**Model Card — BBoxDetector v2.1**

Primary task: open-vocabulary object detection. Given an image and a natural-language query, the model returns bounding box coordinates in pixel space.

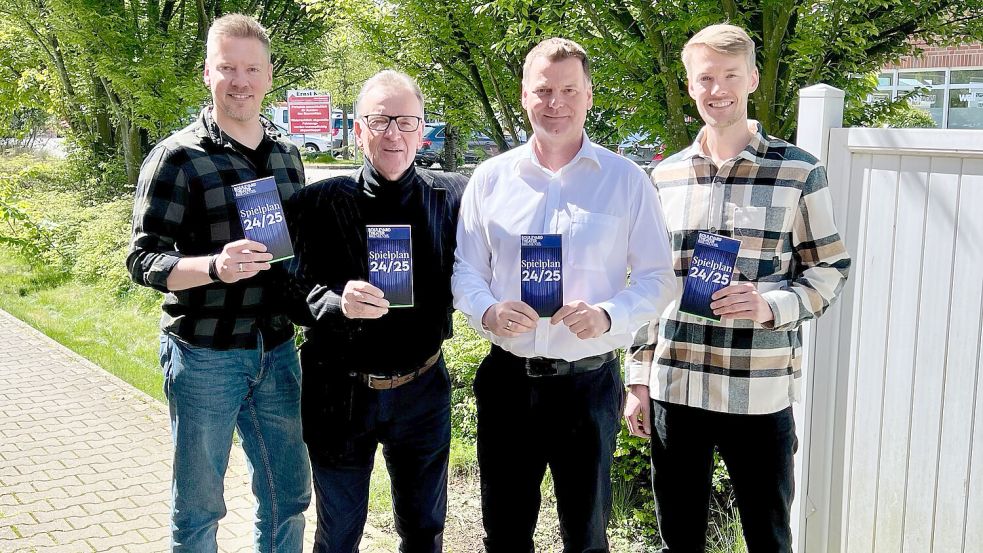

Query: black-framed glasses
[362,114,423,132]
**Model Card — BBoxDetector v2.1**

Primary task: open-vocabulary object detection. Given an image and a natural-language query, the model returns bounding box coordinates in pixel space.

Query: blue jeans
[159,333,312,553]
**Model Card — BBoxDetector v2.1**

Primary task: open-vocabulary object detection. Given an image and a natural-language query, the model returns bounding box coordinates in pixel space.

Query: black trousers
[474,346,624,553]
[308,358,451,553]
[649,400,797,553]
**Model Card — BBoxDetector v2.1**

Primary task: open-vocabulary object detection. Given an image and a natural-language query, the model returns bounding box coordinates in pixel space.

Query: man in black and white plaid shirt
[623,24,851,552]
[126,14,310,552]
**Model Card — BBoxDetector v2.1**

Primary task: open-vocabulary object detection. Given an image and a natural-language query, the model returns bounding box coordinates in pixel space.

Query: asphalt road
[305,165,357,183]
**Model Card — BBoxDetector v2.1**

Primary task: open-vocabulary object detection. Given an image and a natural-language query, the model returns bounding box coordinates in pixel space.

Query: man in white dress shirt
[452,37,677,552]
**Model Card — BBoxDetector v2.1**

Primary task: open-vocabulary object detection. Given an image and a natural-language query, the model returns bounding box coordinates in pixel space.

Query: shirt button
[710,227,717,233]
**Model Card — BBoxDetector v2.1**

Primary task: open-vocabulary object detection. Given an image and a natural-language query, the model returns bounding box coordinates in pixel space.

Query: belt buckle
[525,358,557,377]
[362,373,394,390]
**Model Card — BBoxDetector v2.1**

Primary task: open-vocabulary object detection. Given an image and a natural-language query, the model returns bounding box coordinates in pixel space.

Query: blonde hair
[523,37,592,86]
[355,70,425,115]
[207,14,271,62]
[682,24,756,75]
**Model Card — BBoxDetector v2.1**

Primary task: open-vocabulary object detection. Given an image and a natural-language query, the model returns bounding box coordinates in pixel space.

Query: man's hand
[481,301,539,337]
[341,281,390,319]
[623,384,651,438]
[214,239,274,283]
[550,300,611,339]
[710,283,775,323]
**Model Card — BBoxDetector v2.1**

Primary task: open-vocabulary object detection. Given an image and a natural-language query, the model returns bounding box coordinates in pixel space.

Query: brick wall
[885,43,983,69]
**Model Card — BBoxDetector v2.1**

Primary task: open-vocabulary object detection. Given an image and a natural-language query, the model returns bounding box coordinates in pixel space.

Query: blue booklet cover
[367,225,413,308]
[520,234,563,317]
[231,176,294,262]
[679,231,741,321]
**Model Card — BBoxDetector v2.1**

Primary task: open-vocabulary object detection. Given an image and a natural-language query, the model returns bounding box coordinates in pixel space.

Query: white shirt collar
[512,130,600,174]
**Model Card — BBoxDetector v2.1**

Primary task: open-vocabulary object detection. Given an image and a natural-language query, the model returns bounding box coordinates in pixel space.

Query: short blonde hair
[523,37,592,86]
[682,24,755,75]
[207,14,271,62]
[355,70,425,116]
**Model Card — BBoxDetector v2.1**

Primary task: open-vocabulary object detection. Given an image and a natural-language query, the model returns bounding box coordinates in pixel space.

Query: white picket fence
[794,85,983,553]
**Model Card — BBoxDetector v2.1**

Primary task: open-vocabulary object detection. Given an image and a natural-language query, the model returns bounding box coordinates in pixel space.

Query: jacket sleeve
[761,165,852,330]
[125,145,186,293]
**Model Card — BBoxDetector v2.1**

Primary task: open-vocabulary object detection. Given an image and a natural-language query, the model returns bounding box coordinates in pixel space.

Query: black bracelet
[207,255,222,283]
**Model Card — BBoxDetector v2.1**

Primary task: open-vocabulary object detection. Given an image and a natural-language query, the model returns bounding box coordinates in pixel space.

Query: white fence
[795,85,983,553]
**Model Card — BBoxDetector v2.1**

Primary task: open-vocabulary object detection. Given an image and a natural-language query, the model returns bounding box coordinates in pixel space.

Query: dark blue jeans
[649,401,797,553]
[473,346,624,553]
[308,358,451,553]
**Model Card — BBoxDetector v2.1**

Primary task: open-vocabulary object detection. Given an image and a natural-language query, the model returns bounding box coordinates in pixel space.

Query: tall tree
[321,0,983,154]
[0,0,328,186]
[309,28,382,157]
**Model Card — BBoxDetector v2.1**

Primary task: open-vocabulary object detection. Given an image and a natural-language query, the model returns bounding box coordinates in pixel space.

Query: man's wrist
[207,255,222,283]
[600,307,611,334]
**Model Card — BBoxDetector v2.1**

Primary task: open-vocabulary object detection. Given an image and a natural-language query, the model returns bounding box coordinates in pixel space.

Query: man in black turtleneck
[285,70,467,553]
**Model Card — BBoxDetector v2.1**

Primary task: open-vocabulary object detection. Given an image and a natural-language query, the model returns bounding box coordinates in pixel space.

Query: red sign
[287,90,331,134]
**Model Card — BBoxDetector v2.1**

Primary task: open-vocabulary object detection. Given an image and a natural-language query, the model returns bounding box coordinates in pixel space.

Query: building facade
[876,43,983,129]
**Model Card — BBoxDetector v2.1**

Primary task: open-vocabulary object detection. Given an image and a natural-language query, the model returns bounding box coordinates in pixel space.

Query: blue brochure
[231,176,294,262]
[679,231,741,321]
[367,225,414,308]
[520,234,563,317]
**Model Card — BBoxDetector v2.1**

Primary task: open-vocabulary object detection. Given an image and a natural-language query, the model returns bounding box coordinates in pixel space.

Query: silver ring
[238,262,244,273]
[505,320,513,331]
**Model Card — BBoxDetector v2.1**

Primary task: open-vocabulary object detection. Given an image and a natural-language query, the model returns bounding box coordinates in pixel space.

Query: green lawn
[0,250,164,400]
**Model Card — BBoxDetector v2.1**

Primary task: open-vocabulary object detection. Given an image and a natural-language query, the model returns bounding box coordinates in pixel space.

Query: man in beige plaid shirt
[623,23,851,553]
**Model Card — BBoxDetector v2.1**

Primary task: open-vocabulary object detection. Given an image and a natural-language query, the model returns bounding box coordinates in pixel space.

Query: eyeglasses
[362,114,423,132]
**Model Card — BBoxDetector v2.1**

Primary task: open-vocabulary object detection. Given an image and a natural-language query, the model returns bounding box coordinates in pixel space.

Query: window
[898,88,944,127]
[897,70,945,87]
[951,69,983,85]
[874,67,983,128]
[947,85,983,129]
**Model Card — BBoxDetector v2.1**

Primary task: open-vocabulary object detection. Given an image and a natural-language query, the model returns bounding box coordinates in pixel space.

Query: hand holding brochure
[678,231,740,321]
[520,234,563,317]
[367,225,414,308]
[231,176,294,262]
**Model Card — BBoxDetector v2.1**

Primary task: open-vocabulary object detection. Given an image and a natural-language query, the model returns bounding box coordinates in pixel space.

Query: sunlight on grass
[0,249,163,400]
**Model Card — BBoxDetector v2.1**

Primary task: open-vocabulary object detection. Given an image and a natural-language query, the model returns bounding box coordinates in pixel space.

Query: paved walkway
[0,309,337,552]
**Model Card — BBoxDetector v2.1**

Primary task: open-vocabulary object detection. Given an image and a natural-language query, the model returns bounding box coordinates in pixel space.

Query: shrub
[443,312,488,443]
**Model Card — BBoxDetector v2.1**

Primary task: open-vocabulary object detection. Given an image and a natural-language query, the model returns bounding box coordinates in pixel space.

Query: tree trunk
[120,120,142,187]
[443,123,459,172]
[341,104,351,159]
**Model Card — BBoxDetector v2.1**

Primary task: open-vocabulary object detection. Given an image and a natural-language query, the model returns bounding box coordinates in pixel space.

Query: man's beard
[221,102,256,122]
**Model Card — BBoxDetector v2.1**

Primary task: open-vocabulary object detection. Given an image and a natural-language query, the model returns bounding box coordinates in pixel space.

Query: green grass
[0,245,466,527]
[0,249,164,400]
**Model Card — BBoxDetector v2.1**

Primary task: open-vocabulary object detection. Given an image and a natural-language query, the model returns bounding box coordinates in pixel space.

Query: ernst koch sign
[287,90,331,134]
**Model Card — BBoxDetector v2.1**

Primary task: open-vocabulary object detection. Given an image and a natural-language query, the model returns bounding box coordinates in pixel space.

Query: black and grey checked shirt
[127,107,305,350]
[627,122,851,414]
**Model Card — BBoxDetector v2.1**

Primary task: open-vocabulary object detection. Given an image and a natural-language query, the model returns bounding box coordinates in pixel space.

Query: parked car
[273,123,333,153]
[415,123,513,168]
[330,114,355,148]
[618,133,665,172]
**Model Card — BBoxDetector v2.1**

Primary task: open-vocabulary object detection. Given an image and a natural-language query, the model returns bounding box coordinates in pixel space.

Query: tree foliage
[313,0,983,154]
[0,0,328,189]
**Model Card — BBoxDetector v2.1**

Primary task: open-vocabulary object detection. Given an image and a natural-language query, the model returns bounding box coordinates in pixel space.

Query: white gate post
[797,84,845,162]
[793,84,845,553]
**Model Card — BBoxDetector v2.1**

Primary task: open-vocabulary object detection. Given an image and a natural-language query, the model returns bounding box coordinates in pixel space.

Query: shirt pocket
[728,205,790,281]
[568,211,621,272]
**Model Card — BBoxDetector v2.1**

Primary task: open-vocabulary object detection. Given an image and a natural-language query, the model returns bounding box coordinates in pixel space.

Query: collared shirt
[627,121,851,414]
[127,107,305,350]
[285,163,467,373]
[452,131,677,362]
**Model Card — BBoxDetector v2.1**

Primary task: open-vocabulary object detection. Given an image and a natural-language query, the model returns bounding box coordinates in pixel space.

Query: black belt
[349,350,441,390]
[523,351,617,377]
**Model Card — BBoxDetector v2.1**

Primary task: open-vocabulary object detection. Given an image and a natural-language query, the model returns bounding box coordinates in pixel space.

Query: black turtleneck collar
[362,158,418,205]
